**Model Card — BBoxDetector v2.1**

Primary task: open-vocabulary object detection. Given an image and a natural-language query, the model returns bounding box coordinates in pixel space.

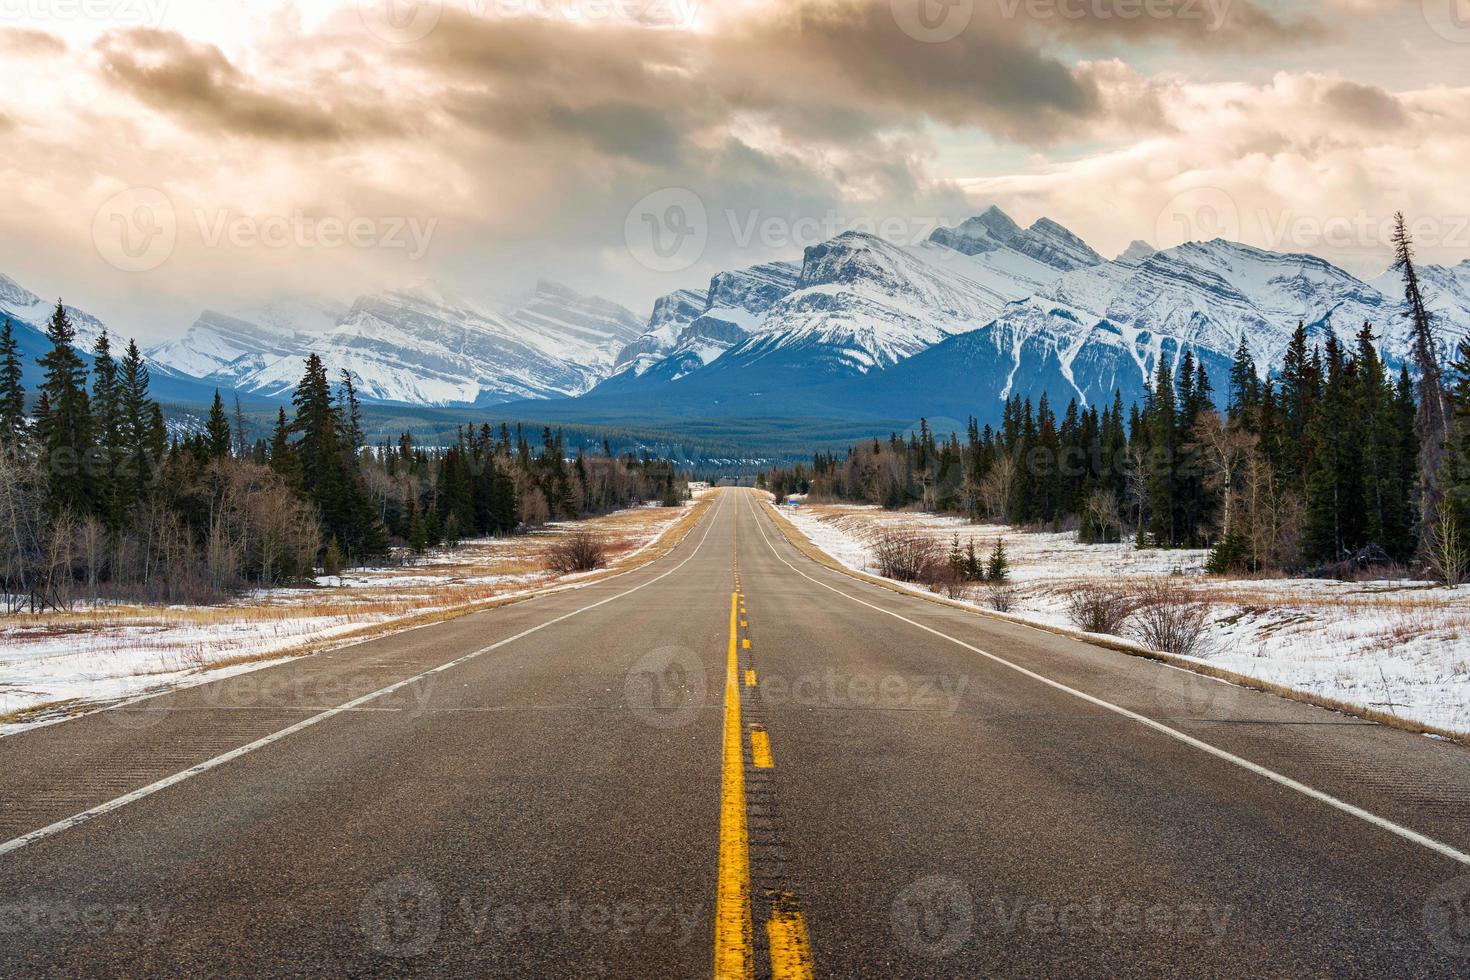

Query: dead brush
[1063,583,1136,635]
[545,531,609,574]
[1129,579,1214,657]
[868,528,942,582]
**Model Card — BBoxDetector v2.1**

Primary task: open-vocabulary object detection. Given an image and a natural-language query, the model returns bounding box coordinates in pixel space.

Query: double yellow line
[714,582,814,979]
[715,590,752,978]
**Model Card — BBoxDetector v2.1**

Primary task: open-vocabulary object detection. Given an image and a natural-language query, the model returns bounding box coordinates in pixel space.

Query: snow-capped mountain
[0,273,110,351]
[147,298,345,387]
[603,261,802,390]
[509,209,1470,434]
[151,280,644,407]
[1371,259,1470,363]
[604,210,1084,393]
[843,238,1470,428]
[930,206,1105,273]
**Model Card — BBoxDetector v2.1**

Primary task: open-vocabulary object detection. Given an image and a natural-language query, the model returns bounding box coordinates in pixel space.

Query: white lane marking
[0,493,730,859]
[742,492,1470,869]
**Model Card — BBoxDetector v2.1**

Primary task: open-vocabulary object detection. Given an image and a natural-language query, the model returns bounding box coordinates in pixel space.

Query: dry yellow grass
[1,497,714,713]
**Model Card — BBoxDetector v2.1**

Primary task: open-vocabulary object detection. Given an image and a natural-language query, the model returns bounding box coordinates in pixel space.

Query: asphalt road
[2,488,1469,978]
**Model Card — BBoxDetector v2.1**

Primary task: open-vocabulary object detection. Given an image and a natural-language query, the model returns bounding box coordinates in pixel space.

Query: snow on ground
[0,498,704,734]
[775,501,1470,738]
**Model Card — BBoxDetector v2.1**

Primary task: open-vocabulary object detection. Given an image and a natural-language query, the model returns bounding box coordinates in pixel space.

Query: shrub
[983,582,1020,613]
[546,531,608,574]
[1130,579,1212,656]
[870,529,942,582]
[1064,584,1135,635]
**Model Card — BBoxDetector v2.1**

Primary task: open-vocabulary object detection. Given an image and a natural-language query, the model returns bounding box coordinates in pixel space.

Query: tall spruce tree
[205,390,232,459]
[1146,357,1180,546]
[1392,213,1450,536]
[1444,339,1470,540]
[288,355,386,561]
[35,301,93,515]
[89,330,124,525]
[0,317,25,448]
[117,339,157,500]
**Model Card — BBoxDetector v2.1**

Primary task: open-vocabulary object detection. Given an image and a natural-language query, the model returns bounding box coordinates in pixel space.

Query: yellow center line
[715,589,753,979]
[745,669,757,687]
[767,901,816,980]
[750,727,774,769]
[742,638,751,650]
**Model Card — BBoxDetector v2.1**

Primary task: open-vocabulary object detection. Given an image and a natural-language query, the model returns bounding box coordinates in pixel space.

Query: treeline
[766,322,1470,582]
[0,304,685,610]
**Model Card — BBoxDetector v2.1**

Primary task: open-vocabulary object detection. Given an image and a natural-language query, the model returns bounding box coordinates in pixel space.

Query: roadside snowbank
[775,502,1470,737]
[0,498,702,733]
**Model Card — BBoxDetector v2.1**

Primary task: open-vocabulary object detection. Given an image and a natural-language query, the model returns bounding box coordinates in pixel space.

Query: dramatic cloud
[96,28,404,143]
[0,0,1464,340]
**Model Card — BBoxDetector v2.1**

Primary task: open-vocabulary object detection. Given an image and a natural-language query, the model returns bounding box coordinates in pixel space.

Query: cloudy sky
[3,0,1469,341]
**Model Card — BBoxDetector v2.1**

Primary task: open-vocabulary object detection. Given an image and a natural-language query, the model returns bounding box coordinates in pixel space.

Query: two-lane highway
[2,488,1468,976]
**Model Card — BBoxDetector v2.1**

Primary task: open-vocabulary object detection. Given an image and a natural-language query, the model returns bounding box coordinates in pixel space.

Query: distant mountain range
[5,206,1470,440]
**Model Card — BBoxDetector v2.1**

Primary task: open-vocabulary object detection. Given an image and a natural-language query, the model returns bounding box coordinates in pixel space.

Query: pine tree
[985,539,1010,582]
[339,370,363,451]
[1392,213,1450,536]
[0,317,25,448]
[87,330,125,525]
[1227,335,1260,423]
[1444,339,1470,540]
[116,339,155,500]
[205,390,232,459]
[35,301,93,514]
[1146,357,1179,546]
[289,355,387,561]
